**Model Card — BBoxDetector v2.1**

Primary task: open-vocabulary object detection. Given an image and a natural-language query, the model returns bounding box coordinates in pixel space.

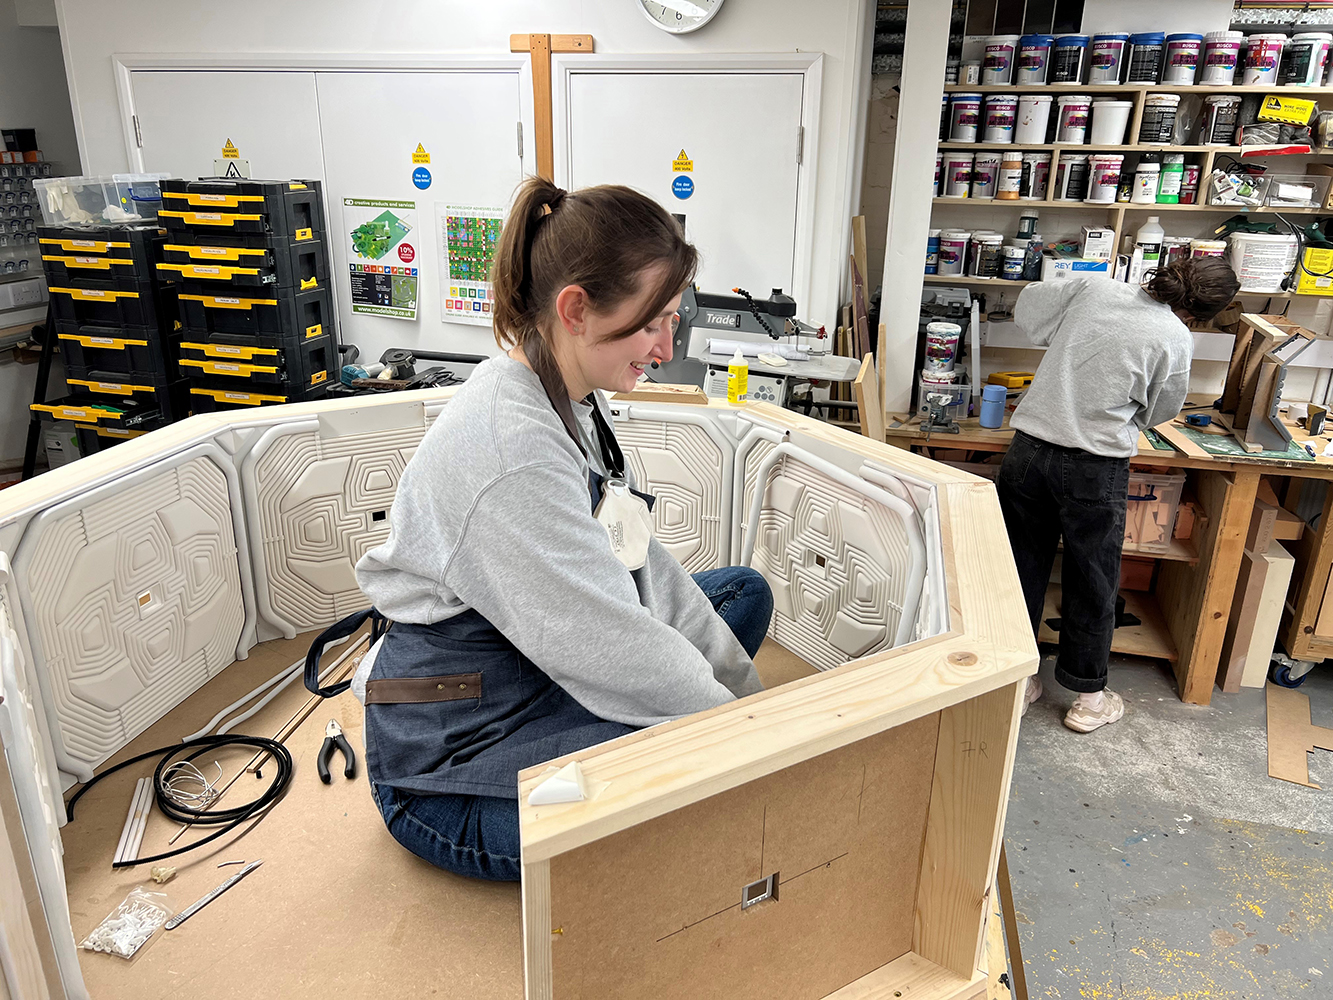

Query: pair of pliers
[317,719,356,784]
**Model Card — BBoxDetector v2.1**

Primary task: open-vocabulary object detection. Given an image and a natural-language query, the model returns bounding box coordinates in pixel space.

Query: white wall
[55,0,872,338]
[1080,0,1235,34]
[0,0,81,468]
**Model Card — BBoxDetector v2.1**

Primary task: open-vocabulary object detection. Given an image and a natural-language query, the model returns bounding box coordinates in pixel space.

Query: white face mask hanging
[594,477,654,570]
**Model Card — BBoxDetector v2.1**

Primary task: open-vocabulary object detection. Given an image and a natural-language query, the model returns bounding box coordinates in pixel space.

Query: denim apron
[358,383,655,800]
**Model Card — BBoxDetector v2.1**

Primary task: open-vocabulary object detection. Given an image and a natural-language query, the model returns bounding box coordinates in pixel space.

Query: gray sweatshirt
[353,355,763,728]
[1008,277,1194,458]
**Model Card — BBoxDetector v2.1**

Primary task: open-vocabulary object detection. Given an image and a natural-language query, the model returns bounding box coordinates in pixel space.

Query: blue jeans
[372,565,773,881]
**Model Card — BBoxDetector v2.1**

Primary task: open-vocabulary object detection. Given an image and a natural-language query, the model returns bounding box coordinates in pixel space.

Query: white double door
[127,63,808,360]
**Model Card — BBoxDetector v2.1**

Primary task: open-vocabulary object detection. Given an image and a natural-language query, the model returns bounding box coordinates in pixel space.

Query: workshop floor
[1007,654,1333,999]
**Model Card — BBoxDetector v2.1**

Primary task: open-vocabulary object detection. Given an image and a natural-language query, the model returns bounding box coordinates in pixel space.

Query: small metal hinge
[132,115,143,148]
[796,126,804,164]
[517,122,524,160]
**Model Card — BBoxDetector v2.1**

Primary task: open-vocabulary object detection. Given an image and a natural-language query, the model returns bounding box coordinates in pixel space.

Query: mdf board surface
[1218,547,1268,693]
[564,71,804,299]
[314,70,526,362]
[1241,543,1294,688]
[61,631,524,1000]
[546,715,940,1000]
[130,71,326,182]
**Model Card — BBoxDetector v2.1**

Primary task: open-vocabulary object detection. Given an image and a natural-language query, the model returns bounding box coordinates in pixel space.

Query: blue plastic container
[979,383,1007,429]
[1017,34,1056,84]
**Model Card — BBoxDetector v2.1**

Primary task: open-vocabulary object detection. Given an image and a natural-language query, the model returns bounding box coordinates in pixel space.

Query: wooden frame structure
[517,404,1037,999]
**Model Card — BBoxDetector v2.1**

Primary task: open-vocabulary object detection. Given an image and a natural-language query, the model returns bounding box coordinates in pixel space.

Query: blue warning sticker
[413,166,432,190]
[672,175,694,200]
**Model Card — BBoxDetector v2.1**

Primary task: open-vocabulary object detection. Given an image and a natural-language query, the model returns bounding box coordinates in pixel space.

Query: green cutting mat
[1175,423,1314,462]
[1143,427,1174,451]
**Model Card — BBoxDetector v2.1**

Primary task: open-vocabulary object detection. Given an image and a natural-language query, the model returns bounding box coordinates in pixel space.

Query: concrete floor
[1006,654,1333,999]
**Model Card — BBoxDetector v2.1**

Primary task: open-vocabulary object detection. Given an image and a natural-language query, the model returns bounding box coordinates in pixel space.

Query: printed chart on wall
[437,203,504,325]
[344,197,419,320]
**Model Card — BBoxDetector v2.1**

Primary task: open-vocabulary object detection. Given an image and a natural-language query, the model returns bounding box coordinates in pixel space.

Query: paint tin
[982,35,1021,85]
[1127,32,1166,83]
[1002,244,1026,280]
[939,94,950,140]
[1085,154,1124,204]
[984,94,1019,143]
[1202,95,1241,145]
[1163,33,1203,84]
[1014,94,1054,144]
[942,151,974,198]
[1052,153,1090,201]
[1089,100,1133,144]
[1016,34,1055,85]
[1201,30,1244,85]
[961,60,982,85]
[1180,163,1201,204]
[1243,33,1288,86]
[1052,34,1089,83]
[1056,95,1092,143]
[924,322,963,370]
[968,233,1004,278]
[925,228,941,274]
[996,152,1024,200]
[1189,238,1227,259]
[1138,93,1180,145]
[970,153,1002,199]
[948,93,983,142]
[934,152,943,195]
[1020,152,1052,201]
[1163,236,1192,266]
[1089,32,1130,84]
[1282,32,1331,86]
[937,231,970,275]
[1228,231,1299,292]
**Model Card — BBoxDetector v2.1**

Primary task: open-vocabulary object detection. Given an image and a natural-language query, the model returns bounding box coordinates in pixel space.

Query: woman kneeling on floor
[349,177,771,881]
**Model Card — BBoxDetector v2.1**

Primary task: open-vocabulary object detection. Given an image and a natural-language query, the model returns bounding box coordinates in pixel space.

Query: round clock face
[636,0,723,34]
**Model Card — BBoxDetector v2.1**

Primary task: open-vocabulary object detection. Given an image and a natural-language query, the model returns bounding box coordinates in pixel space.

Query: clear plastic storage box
[33,173,171,226]
[1123,469,1186,554]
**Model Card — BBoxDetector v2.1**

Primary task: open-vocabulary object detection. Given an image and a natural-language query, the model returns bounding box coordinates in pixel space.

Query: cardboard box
[1040,256,1111,281]
[1081,227,1115,261]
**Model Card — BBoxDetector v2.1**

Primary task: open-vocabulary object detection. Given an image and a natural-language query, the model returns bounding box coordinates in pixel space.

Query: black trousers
[997,430,1130,693]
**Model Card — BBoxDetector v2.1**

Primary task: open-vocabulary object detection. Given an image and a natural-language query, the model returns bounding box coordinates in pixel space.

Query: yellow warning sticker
[412,143,431,164]
[672,149,693,173]
[222,138,240,159]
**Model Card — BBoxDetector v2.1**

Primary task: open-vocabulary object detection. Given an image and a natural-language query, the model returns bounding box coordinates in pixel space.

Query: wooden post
[509,33,594,180]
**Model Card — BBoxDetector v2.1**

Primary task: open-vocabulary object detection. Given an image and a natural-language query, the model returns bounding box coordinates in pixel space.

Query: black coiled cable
[65,734,294,869]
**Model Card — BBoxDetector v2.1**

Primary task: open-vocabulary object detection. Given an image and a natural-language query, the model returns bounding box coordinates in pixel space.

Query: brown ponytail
[490,177,698,416]
[1145,257,1241,322]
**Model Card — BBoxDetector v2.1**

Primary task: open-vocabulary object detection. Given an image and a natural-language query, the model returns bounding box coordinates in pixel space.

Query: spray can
[1022,233,1044,281]
[727,349,748,404]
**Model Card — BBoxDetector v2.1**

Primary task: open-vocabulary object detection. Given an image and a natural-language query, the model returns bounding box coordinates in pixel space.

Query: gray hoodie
[353,355,763,728]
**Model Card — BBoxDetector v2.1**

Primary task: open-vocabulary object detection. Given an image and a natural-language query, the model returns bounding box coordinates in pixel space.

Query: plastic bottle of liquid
[727,349,749,404]
[1127,216,1165,285]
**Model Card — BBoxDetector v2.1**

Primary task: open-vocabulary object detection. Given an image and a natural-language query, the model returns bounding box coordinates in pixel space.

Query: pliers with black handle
[318,719,356,783]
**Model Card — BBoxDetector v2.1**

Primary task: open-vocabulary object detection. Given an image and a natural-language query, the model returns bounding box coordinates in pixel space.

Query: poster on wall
[344,197,419,321]
[437,203,504,325]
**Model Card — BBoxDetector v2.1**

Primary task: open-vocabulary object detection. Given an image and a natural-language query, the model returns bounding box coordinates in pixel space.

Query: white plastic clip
[527,761,588,806]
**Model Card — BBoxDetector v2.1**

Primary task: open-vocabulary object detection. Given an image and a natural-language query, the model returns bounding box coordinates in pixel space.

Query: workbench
[884,405,1333,706]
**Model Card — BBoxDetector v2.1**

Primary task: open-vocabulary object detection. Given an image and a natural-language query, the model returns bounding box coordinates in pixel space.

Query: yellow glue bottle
[727,349,748,404]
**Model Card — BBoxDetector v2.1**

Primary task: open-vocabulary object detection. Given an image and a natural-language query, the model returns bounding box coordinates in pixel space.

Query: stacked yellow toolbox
[33,222,186,454]
[155,178,337,413]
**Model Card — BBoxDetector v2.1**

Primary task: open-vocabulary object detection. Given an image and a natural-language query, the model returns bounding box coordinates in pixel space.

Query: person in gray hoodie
[999,258,1238,733]
[352,177,770,881]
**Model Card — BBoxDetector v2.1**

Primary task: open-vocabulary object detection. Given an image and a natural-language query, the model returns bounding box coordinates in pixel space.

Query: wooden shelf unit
[923,274,1030,289]
[933,82,1333,276]
[944,83,1333,96]
[1039,585,1179,662]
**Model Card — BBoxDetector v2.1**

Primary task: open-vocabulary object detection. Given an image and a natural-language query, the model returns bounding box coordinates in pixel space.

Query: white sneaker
[1063,689,1125,733]
[1021,676,1043,717]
